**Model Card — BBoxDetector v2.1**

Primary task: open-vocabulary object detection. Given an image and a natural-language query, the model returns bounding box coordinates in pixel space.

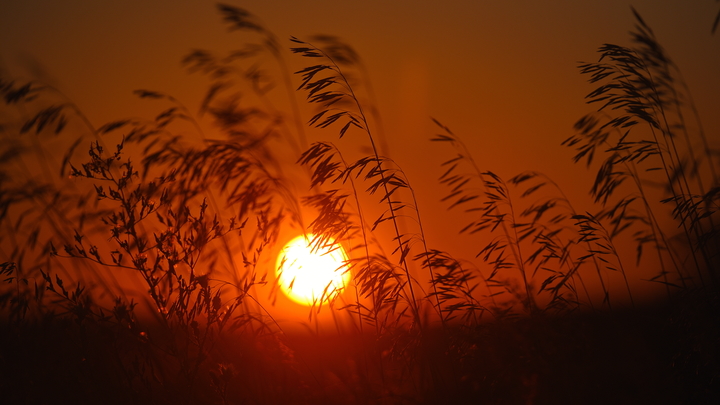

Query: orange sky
[2,0,717,185]
[1,0,719,310]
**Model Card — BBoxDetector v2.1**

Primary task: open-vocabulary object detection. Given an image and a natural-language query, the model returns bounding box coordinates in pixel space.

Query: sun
[275,234,350,306]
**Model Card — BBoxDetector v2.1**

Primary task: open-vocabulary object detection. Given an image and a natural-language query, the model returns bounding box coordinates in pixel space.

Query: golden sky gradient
[1,0,719,308]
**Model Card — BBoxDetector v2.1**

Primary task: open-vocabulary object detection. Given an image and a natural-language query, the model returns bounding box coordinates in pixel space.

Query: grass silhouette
[1,4,718,404]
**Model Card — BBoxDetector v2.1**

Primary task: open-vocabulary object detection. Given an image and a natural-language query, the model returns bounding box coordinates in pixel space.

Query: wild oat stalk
[0,78,130,299]
[573,212,636,307]
[431,120,539,313]
[564,8,719,291]
[298,142,377,331]
[416,249,487,325]
[188,3,309,151]
[290,37,445,330]
[508,172,600,311]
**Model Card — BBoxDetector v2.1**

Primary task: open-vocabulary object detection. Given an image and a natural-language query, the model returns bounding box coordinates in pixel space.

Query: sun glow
[275,234,350,306]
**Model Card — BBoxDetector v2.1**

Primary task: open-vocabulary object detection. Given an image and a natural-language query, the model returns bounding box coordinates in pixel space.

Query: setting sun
[275,234,350,306]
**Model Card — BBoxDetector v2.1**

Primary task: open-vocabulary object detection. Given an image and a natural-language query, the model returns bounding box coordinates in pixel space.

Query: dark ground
[1,289,719,404]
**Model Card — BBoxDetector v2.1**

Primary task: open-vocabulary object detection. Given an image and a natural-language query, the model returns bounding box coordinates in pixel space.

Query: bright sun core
[275,234,350,306]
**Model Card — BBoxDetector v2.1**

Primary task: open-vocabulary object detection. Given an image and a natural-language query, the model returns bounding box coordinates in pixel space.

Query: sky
[2,1,717,182]
[1,0,719,307]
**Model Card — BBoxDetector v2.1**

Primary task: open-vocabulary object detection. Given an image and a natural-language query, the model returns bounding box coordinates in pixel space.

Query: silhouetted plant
[291,36,446,333]
[564,8,719,292]
[431,120,588,314]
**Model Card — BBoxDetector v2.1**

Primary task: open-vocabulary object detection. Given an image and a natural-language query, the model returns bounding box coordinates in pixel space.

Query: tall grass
[1,4,718,404]
[563,7,720,294]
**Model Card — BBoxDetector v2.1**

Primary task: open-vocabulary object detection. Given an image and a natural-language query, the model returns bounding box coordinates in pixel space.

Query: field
[1,4,719,404]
